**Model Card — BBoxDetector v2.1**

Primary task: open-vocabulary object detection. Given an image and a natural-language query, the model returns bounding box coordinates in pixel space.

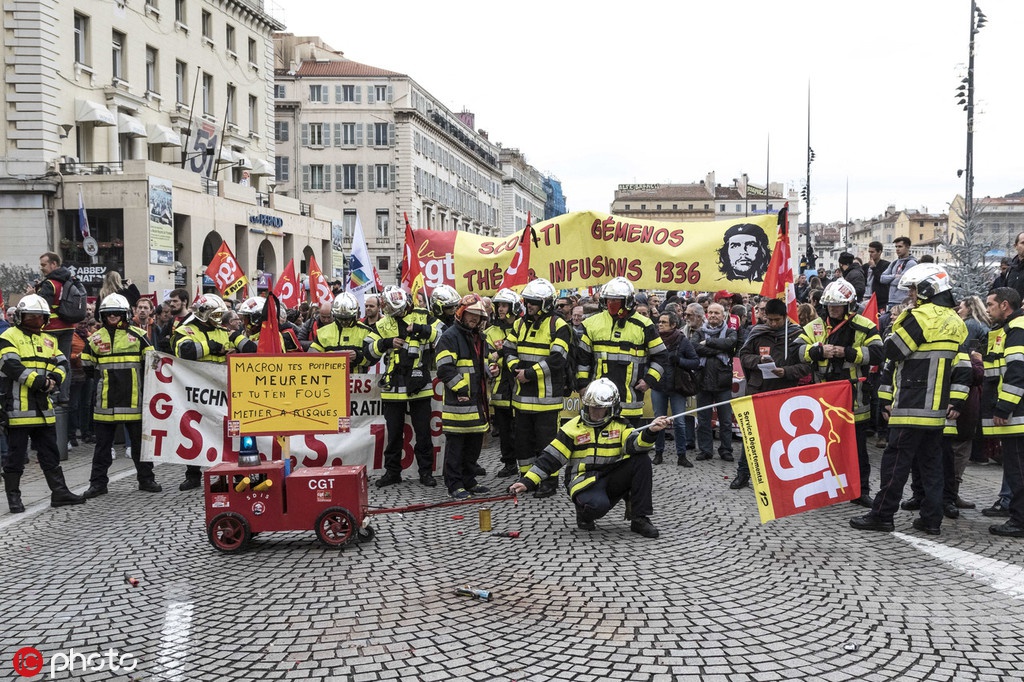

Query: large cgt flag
[256,291,284,355]
[205,240,248,298]
[734,381,860,523]
[759,203,798,322]
[500,211,536,290]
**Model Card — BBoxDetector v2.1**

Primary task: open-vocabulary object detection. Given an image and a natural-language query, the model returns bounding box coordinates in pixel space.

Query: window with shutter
[335,165,343,191]
[355,124,363,146]
[366,123,374,146]
[367,85,375,104]
[357,165,364,191]
[366,164,374,190]
[388,123,395,147]
[334,123,341,146]
[355,86,361,104]
[387,85,393,103]
[335,85,342,104]
[389,165,396,191]
[323,165,331,189]
[302,164,310,190]
[301,123,309,146]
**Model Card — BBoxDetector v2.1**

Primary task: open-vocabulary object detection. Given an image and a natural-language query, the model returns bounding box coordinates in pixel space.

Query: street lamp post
[959,1,987,215]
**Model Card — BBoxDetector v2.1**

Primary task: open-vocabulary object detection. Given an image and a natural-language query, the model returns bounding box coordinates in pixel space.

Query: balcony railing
[59,161,124,176]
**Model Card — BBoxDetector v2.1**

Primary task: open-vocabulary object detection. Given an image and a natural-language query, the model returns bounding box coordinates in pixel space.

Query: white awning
[217,147,237,165]
[147,124,182,147]
[250,158,274,177]
[236,155,253,170]
[118,113,147,138]
[75,99,116,126]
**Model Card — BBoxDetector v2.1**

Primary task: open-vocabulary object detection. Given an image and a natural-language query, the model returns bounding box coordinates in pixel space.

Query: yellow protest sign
[412,210,780,295]
[227,353,351,436]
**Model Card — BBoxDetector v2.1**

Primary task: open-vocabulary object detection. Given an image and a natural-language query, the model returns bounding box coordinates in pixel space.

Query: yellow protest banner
[227,353,351,436]
[412,210,780,295]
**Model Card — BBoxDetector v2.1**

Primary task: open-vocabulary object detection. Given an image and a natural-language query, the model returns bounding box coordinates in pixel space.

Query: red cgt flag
[205,240,248,298]
[500,212,535,290]
[273,258,301,309]
[308,255,333,308]
[861,293,879,327]
[734,381,860,523]
[256,292,284,354]
[759,203,798,322]
[401,213,426,302]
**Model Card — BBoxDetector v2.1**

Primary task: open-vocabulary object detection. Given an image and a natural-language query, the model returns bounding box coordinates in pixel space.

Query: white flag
[348,214,376,315]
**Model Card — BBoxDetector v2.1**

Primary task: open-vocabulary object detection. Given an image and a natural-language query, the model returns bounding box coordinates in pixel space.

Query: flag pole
[634,396,738,432]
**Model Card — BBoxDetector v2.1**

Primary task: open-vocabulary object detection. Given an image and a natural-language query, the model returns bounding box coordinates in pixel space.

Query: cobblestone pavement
[1,438,1022,681]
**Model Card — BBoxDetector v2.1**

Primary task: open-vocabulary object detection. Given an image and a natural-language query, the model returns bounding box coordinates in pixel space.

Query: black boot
[533,478,558,498]
[43,468,86,507]
[652,451,664,465]
[729,471,750,490]
[3,473,25,514]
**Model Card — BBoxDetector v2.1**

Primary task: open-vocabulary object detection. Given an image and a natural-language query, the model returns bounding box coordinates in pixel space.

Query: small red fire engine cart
[204,459,374,552]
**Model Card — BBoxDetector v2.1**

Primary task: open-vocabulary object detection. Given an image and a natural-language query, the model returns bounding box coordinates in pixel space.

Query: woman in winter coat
[650,311,700,467]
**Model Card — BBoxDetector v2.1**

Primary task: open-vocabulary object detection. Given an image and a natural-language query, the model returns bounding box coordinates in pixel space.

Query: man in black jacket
[693,303,739,462]
[838,252,866,301]
[862,241,890,308]
[1002,231,1024,301]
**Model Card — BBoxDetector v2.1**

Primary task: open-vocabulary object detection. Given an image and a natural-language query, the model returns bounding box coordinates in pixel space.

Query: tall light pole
[958,1,986,215]
[801,85,815,269]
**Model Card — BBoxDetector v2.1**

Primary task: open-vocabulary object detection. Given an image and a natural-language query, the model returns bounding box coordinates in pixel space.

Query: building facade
[0,0,326,298]
[273,35,508,283]
[500,148,545,237]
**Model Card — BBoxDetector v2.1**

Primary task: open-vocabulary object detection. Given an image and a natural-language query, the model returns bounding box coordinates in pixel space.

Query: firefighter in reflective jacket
[364,286,439,489]
[81,294,161,498]
[1,294,85,513]
[486,288,521,478]
[798,278,883,506]
[510,378,668,538]
[172,293,248,491]
[577,277,668,422]
[851,264,970,536]
[504,278,572,499]
[436,295,492,499]
[237,296,301,353]
[981,287,1024,537]
[310,292,372,371]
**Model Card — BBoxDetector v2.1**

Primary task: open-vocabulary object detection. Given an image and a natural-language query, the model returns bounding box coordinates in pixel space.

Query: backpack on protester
[55,277,88,323]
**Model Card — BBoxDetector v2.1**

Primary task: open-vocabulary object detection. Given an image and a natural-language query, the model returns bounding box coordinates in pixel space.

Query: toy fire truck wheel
[315,507,356,547]
[357,525,375,543]
[208,512,252,552]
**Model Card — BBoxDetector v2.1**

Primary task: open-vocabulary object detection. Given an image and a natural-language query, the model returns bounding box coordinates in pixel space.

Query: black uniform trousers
[573,453,654,520]
[1000,436,1024,526]
[2,426,60,475]
[382,398,434,477]
[492,406,515,466]
[871,426,944,528]
[90,421,155,487]
[442,432,485,494]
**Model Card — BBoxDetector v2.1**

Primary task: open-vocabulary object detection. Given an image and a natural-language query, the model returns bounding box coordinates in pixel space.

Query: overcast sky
[277,0,1023,224]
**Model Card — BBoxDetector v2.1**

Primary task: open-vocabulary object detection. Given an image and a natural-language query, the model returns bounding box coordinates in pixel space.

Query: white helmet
[521,278,557,314]
[580,378,621,427]
[14,294,49,325]
[600,277,636,307]
[331,291,360,320]
[238,296,266,321]
[898,263,953,300]
[820,278,858,306]
[381,286,409,316]
[492,288,522,318]
[193,293,229,327]
[430,284,461,317]
[98,293,131,317]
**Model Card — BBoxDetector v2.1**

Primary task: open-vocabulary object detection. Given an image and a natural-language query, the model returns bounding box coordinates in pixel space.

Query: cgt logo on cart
[12,646,137,678]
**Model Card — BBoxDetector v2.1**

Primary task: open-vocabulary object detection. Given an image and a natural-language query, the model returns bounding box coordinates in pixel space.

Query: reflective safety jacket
[878,301,970,428]
[520,415,656,498]
[364,308,438,401]
[81,324,150,423]
[484,318,514,409]
[435,322,489,434]
[310,320,373,370]
[577,310,668,418]
[0,326,68,427]
[504,312,572,413]
[980,324,1006,436]
[987,310,1024,436]
[172,323,246,363]
[798,313,883,422]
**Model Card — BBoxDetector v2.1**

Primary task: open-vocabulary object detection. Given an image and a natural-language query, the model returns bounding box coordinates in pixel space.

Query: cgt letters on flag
[734,381,860,523]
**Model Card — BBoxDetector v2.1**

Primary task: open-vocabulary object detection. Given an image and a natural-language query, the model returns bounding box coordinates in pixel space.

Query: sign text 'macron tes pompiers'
[227,353,351,436]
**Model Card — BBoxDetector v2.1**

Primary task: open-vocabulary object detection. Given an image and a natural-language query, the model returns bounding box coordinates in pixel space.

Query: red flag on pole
[733,381,860,523]
[256,292,284,354]
[500,212,535,290]
[273,258,301,309]
[861,293,879,327]
[401,213,426,303]
[759,203,798,322]
[308,255,333,308]
[205,240,248,298]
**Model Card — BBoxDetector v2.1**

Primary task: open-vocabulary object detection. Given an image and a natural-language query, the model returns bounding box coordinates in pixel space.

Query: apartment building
[273,35,506,283]
[500,148,545,237]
